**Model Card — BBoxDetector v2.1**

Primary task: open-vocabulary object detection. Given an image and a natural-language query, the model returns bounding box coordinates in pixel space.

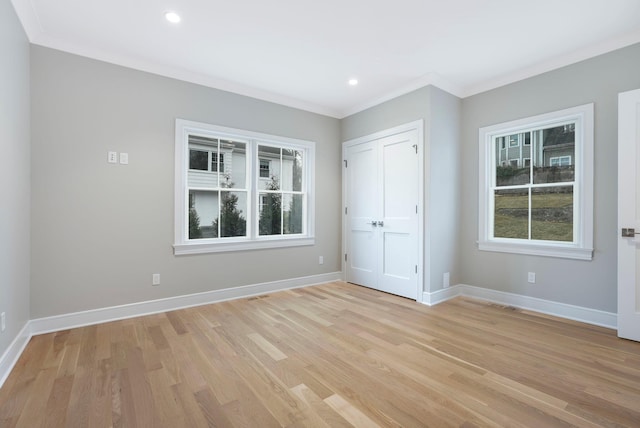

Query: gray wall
[460,43,640,313]
[428,87,462,291]
[341,86,462,294]
[30,46,341,318]
[0,0,30,355]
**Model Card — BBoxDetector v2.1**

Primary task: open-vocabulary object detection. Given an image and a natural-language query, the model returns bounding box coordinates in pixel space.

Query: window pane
[259,192,282,235]
[226,141,247,189]
[258,145,280,190]
[189,190,218,239]
[283,193,303,234]
[531,186,573,242]
[281,149,304,192]
[533,124,575,184]
[189,149,208,170]
[495,135,530,186]
[493,188,529,239]
[214,191,247,238]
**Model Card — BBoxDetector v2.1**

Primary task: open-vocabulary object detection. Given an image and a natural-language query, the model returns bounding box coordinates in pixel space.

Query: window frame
[478,103,594,260]
[175,119,315,255]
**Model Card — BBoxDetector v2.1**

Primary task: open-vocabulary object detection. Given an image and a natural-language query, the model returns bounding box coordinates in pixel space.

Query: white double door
[344,128,420,300]
[618,88,640,342]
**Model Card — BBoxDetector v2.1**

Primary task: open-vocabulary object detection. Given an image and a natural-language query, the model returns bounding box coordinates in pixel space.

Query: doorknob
[377,221,384,227]
[367,221,378,227]
[622,228,640,237]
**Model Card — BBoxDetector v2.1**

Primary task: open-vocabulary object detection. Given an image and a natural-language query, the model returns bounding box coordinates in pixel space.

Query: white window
[175,119,315,255]
[259,159,270,178]
[550,155,571,166]
[478,104,594,260]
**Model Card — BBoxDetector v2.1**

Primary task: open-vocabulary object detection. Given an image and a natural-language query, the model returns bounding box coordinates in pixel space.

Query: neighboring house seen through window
[478,104,594,260]
[175,119,315,254]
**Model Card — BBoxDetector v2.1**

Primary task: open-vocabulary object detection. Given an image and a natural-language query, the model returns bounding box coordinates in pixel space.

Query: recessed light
[348,79,359,86]
[165,11,181,23]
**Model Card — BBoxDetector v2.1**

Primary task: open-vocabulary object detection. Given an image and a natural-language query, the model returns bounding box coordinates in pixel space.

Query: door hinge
[412,144,418,154]
[416,205,418,214]
[345,207,348,215]
[344,160,348,168]
[345,253,348,262]
[415,265,418,274]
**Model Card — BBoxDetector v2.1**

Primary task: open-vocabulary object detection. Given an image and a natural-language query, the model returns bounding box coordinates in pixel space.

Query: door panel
[618,88,640,342]
[379,132,418,299]
[346,142,378,288]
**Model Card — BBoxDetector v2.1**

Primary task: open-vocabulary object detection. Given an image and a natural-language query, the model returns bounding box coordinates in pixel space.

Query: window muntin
[478,104,593,260]
[175,120,314,254]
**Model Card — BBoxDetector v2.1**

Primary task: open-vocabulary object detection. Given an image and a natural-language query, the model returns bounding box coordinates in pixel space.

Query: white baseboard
[30,271,342,335]
[423,284,617,329]
[0,322,31,388]
[0,271,341,389]
[422,285,460,306]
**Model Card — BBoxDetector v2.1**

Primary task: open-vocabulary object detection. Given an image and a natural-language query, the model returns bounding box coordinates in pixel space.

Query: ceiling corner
[10,0,44,42]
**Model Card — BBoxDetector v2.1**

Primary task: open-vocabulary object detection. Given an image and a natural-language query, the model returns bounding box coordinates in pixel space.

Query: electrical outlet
[443,272,450,288]
[319,256,324,265]
[1,312,5,332]
[528,272,536,283]
[119,152,129,165]
[152,274,161,286]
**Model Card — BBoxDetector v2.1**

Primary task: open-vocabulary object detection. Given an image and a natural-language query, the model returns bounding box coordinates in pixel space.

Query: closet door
[345,130,419,299]
[345,140,378,288]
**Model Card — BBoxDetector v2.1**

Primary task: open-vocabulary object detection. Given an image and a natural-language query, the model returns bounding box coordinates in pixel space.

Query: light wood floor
[1,281,640,427]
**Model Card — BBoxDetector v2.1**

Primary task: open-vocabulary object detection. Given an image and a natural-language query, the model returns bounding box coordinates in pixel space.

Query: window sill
[478,240,593,261]
[174,236,315,255]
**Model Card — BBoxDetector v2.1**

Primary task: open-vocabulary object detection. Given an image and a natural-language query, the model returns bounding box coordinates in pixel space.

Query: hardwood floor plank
[64,365,94,428]
[324,394,381,428]
[14,366,57,428]
[2,282,640,427]
[247,333,288,361]
[289,383,349,428]
[88,359,113,428]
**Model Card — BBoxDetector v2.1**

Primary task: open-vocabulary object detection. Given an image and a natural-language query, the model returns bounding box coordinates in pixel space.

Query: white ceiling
[11,0,640,118]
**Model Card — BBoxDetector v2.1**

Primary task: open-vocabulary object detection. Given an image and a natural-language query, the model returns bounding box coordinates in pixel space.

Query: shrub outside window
[175,119,315,255]
[478,104,594,260]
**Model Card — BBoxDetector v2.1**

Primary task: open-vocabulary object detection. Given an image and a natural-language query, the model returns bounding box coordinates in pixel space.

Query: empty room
[2,0,640,426]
